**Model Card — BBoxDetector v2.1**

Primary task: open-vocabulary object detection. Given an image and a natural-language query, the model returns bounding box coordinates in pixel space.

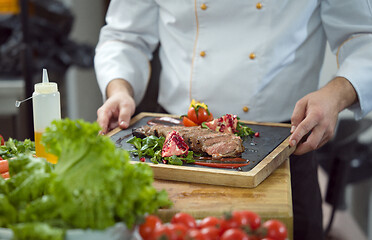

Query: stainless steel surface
[0,78,24,115]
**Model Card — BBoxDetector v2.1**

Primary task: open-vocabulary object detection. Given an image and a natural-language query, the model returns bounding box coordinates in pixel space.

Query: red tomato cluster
[182,106,213,127]
[139,211,288,240]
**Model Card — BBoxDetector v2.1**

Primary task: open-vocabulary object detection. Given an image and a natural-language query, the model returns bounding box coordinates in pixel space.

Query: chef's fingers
[109,121,119,131]
[290,98,308,133]
[97,102,115,134]
[293,124,324,155]
[118,111,131,129]
[311,121,335,150]
[117,98,136,130]
[97,105,111,134]
[289,112,319,149]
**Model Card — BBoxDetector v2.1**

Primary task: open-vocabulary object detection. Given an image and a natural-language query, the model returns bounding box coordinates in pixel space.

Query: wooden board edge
[151,164,257,188]
[129,159,258,188]
[248,136,296,187]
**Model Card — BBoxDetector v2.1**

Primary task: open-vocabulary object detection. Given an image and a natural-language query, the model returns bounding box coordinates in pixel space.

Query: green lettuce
[11,222,64,240]
[0,118,171,239]
[0,138,35,160]
[42,119,171,229]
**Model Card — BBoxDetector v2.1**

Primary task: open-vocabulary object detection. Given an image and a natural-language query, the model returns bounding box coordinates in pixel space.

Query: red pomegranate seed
[254,132,260,137]
[140,157,146,162]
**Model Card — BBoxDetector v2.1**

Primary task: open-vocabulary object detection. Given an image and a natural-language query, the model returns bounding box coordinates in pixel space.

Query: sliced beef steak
[133,125,244,158]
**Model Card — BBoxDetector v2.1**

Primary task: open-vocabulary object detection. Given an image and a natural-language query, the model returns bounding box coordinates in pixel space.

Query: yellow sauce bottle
[32,69,61,164]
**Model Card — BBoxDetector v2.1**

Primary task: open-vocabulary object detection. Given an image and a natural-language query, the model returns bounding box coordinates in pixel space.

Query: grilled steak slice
[132,125,244,158]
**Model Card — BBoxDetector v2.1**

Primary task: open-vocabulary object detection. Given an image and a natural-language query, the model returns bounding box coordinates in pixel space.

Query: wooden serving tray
[108,112,295,188]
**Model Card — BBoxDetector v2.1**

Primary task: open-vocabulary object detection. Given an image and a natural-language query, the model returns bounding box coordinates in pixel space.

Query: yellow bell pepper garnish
[189,99,208,110]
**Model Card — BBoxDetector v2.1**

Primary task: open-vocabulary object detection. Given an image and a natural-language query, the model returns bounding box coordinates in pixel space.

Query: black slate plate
[110,116,291,172]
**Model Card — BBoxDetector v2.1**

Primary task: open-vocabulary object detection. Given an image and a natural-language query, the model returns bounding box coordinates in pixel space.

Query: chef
[94,1,372,239]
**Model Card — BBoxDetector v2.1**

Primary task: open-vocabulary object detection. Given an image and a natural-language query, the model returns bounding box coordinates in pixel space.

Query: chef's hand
[289,77,357,155]
[97,79,135,134]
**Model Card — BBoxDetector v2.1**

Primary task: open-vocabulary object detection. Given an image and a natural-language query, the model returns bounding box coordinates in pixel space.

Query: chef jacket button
[249,53,256,60]
[243,106,249,112]
[200,51,206,57]
[201,3,207,10]
[256,2,263,9]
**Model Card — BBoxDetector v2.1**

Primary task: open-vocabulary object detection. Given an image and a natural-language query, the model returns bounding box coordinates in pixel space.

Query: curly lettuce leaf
[42,119,171,229]
[8,153,52,178]
[0,177,8,195]
[18,195,59,224]
[0,194,17,227]
[11,222,64,240]
[2,155,53,215]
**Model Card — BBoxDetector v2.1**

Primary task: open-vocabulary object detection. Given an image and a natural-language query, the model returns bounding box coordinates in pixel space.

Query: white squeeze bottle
[32,69,61,164]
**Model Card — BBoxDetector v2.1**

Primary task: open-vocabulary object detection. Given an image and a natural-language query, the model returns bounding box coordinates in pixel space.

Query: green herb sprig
[127,136,196,166]
[236,121,255,138]
[0,138,35,160]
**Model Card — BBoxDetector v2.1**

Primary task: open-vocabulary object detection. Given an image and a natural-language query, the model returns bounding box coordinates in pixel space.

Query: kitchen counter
[153,158,293,239]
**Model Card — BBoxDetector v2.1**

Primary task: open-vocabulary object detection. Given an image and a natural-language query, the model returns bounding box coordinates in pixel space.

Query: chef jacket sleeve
[94,0,159,104]
[321,0,372,119]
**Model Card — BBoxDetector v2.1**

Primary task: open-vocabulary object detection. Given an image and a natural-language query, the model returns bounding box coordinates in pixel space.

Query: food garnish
[161,131,189,157]
[203,114,238,134]
[182,99,213,126]
[202,114,255,138]
[127,135,196,166]
[0,138,35,160]
[193,162,249,169]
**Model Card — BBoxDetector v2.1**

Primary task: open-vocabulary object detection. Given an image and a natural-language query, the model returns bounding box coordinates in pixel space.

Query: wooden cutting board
[153,159,293,239]
[108,112,295,188]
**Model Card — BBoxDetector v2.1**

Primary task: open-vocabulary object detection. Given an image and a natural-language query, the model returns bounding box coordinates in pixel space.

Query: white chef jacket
[94,0,372,122]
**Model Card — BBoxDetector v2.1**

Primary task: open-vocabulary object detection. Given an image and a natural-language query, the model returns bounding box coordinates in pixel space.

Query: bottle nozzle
[42,68,49,84]
[35,68,57,93]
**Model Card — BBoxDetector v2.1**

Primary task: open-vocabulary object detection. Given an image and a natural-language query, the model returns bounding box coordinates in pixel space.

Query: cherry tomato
[187,107,213,125]
[186,229,206,240]
[139,215,162,240]
[200,226,220,240]
[171,212,197,229]
[220,228,249,240]
[206,113,214,122]
[182,116,198,127]
[198,216,221,229]
[153,225,173,240]
[237,210,261,230]
[254,132,260,137]
[219,212,245,235]
[0,134,4,146]
[168,223,188,240]
[262,219,287,240]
